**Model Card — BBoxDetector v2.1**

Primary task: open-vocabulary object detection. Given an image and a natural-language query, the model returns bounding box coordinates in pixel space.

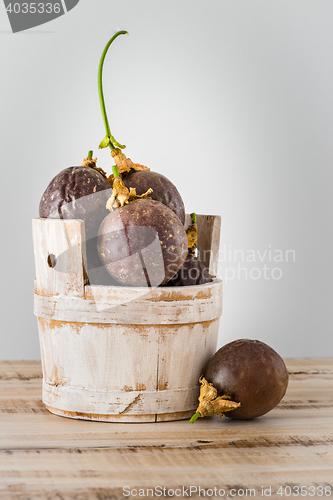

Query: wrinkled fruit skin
[97,199,188,287]
[205,339,289,420]
[123,171,185,225]
[39,166,112,237]
[164,254,212,287]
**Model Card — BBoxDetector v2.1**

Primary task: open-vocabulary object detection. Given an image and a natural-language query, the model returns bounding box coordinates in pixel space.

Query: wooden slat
[34,281,223,324]
[185,214,221,277]
[0,361,42,380]
[0,445,332,499]
[197,214,221,277]
[32,218,87,298]
[0,360,332,499]
[285,357,333,373]
[0,362,332,451]
[42,382,200,415]
[1,395,332,449]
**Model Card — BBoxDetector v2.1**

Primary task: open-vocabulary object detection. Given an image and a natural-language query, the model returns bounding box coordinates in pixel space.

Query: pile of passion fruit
[38,32,289,422]
[39,30,210,289]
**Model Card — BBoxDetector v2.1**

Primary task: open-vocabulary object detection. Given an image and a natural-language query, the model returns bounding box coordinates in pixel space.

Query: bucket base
[45,405,194,423]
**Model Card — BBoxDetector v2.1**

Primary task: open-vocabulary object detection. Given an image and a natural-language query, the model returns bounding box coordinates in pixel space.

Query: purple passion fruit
[205,339,289,420]
[97,199,187,287]
[39,166,111,237]
[164,253,212,286]
[123,171,185,224]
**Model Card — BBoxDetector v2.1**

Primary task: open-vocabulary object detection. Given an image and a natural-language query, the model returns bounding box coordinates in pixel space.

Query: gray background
[0,0,332,360]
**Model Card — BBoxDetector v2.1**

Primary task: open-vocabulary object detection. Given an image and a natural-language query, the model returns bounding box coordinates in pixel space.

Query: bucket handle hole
[47,254,57,268]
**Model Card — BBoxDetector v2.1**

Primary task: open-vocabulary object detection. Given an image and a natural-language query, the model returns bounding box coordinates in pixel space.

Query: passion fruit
[39,163,111,238]
[97,198,188,287]
[204,339,289,420]
[163,253,212,286]
[123,170,185,224]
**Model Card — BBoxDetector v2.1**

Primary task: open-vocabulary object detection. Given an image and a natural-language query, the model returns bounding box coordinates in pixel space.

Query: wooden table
[0,359,332,499]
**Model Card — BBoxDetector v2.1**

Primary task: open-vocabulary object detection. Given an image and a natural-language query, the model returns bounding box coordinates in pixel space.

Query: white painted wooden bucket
[32,214,222,422]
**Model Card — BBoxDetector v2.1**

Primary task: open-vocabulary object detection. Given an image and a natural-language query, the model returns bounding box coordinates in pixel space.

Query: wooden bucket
[32,214,222,422]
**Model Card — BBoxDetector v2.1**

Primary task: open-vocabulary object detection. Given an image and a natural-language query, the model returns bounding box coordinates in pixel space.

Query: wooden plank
[185,214,221,278]
[0,360,332,499]
[32,218,87,298]
[85,278,221,302]
[38,321,159,393]
[197,214,221,277]
[0,445,332,499]
[42,383,200,416]
[156,320,219,421]
[1,401,332,449]
[34,281,223,324]
[285,357,333,373]
[0,361,42,380]
[0,362,332,451]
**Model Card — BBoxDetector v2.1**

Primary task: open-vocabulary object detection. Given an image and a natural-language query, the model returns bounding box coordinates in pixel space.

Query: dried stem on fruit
[107,148,150,184]
[189,377,240,423]
[81,154,108,178]
[106,165,152,211]
[186,213,198,255]
[81,156,98,168]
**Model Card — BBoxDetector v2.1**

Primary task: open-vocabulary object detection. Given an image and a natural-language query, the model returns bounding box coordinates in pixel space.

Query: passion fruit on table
[190,339,289,422]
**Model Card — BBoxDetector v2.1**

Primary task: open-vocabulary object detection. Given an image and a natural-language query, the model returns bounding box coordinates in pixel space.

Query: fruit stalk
[106,164,152,211]
[189,377,240,423]
[186,212,198,255]
[98,30,128,151]
[112,165,120,178]
[189,412,201,424]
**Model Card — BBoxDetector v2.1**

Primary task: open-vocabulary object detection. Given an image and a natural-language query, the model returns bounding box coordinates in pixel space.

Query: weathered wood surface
[38,317,219,422]
[34,280,223,324]
[0,359,332,499]
[185,214,221,277]
[32,218,87,298]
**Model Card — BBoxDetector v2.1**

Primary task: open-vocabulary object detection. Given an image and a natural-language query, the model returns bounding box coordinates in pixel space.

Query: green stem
[98,30,128,151]
[87,150,93,158]
[189,411,201,424]
[190,213,197,224]
[112,165,120,178]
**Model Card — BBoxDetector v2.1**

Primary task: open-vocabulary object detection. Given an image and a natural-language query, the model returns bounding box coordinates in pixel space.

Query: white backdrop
[0,0,332,359]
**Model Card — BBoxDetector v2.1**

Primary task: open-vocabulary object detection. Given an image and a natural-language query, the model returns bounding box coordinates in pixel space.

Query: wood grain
[34,281,223,324]
[37,318,219,421]
[32,218,87,298]
[0,360,332,499]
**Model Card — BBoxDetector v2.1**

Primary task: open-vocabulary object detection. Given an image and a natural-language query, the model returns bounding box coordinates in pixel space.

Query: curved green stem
[190,213,197,224]
[98,30,128,151]
[189,411,201,424]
